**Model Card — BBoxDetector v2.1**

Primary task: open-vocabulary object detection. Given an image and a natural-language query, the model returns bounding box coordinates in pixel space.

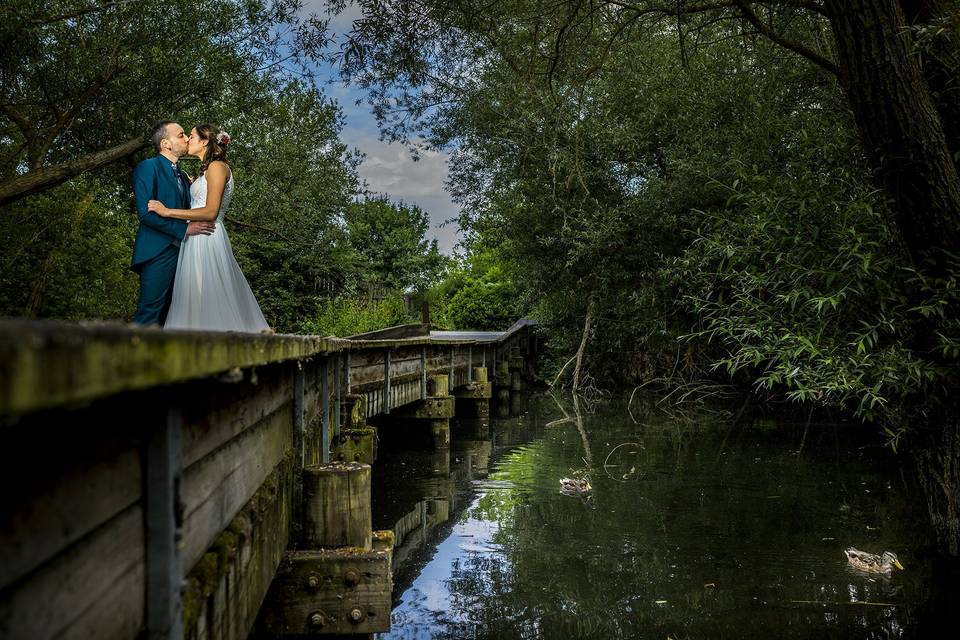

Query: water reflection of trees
[428,395,933,639]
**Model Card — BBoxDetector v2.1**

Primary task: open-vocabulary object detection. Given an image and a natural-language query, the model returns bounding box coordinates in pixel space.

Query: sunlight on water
[371,394,958,639]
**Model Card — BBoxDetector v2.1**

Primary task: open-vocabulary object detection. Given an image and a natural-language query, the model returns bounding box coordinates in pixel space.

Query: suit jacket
[130,155,190,270]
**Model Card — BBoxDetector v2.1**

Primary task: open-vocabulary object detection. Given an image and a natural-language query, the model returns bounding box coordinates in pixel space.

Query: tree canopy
[337,0,960,555]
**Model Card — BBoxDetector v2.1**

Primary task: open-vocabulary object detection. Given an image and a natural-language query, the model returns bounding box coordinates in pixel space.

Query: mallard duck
[844,548,904,575]
[559,477,591,497]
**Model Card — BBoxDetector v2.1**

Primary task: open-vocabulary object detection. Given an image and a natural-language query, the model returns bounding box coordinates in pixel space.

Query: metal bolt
[343,569,360,587]
[348,608,364,624]
[309,612,324,627]
[306,574,320,591]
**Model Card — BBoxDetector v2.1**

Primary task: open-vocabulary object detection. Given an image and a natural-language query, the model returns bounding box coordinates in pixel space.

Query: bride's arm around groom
[147,161,230,222]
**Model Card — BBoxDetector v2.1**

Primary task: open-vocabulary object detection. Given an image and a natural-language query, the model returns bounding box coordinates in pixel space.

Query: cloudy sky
[300,1,462,254]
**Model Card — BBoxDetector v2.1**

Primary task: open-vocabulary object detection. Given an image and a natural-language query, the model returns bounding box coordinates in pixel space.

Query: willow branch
[733,0,839,75]
[27,0,136,24]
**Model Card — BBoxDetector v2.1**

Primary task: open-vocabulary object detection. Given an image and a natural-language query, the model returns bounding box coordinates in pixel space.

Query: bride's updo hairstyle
[195,123,231,175]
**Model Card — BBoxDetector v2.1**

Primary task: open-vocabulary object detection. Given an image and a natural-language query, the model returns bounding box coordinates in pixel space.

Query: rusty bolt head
[343,568,360,587]
[306,574,320,591]
[349,608,364,624]
[309,612,325,627]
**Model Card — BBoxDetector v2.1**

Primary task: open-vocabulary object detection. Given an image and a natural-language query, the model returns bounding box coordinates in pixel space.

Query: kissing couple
[130,120,269,332]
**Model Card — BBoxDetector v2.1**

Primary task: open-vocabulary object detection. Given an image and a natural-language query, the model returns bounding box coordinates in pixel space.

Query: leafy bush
[297,294,417,337]
[678,158,960,426]
[445,278,518,331]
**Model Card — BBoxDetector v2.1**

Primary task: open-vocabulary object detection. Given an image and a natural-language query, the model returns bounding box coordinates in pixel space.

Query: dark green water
[370,394,958,639]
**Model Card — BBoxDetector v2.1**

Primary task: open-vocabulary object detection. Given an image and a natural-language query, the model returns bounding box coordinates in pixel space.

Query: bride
[147,124,269,332]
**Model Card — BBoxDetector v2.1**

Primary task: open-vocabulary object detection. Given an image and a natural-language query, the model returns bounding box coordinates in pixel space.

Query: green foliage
[677,157,959,421]
[297,294,417,337]
[425,248,520,331]
[445,279,517,331]
[339,0,960,430]
[0,178,138,319]
[0,0,325,187]
[345,197,447,291]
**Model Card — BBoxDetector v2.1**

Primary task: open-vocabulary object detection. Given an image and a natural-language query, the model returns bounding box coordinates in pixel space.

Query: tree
[335,0,960,556]
[345,197,447,291]
[0,0,327,205]
[338,0,960,268]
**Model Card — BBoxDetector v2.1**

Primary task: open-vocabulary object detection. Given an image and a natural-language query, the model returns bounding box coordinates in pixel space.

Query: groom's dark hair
[150,120,176,152]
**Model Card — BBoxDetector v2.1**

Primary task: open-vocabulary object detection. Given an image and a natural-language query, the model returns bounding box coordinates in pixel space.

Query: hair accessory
[216,130,231,146]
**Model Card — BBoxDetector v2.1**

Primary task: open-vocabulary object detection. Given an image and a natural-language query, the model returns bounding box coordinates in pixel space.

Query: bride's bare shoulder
[207,160,232,181]
[204,161,232,183]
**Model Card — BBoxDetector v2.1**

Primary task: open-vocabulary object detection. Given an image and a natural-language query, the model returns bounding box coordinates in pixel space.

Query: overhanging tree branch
[0,137,145,207]
[27,0,138,25]
[734,0,839,74]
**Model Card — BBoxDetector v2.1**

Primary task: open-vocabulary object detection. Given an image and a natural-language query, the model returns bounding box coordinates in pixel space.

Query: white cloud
[300,0,363,38]
[298,2,464,254]
[350,131,462,254]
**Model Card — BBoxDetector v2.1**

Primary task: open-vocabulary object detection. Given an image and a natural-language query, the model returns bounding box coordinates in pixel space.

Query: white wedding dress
[164,172,270,332]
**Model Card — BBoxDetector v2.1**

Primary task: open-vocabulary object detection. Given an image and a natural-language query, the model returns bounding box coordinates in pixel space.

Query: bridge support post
[452,367,492,418]
[493,360,511,418]
[394,374,454,449]
[333,394,377,464]
[509,353,525,392]
[257,462,393,636]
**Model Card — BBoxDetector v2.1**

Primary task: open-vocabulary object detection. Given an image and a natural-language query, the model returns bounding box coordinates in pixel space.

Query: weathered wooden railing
[0,318,536,640]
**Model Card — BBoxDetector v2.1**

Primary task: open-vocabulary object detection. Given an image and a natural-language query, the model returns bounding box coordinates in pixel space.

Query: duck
[559,477,592,497]
[844,548,904,575]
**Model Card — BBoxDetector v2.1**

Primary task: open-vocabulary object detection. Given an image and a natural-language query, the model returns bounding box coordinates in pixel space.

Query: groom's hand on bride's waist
[186,221,216,237]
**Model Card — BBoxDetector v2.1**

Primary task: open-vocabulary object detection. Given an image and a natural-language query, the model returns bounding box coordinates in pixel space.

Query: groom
[131,120,215,325]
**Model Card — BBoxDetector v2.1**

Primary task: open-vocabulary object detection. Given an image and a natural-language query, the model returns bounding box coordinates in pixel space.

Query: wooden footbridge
[0,319,538,639]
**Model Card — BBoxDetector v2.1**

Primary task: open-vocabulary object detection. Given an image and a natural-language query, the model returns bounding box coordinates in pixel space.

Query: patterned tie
[171,162,185,203]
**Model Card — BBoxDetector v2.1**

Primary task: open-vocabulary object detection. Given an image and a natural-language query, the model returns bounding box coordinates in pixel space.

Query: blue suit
[131,155,190,325]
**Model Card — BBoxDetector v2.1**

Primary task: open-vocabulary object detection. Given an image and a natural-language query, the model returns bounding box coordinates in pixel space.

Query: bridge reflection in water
[371,393,541,598]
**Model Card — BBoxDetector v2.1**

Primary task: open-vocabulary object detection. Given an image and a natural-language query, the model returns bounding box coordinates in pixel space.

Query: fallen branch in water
[602,442,644,482]
[548,296,595,393]
[572,297,595,394]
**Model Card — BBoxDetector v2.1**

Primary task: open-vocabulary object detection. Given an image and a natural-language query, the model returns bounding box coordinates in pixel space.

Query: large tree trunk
[827,0,960,269]
[0,137,146,207]
[912,419,960,558]
[899,0,960,159]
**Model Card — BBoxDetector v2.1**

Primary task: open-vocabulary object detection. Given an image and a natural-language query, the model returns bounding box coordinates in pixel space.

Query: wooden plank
[334,356,341,437]
[0,398,144,591]
[0,319,535,418]
[0,320,346,417]
[0,503,145,640]
[180,402,293,572]
[384,350,391,414]
[420,346,427,400]
[293,367,305,469]
[302,358,322,430]
[350,371,421,395]
[348,323,430,340]
[345,351,352,394]
[181,364,293,468]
